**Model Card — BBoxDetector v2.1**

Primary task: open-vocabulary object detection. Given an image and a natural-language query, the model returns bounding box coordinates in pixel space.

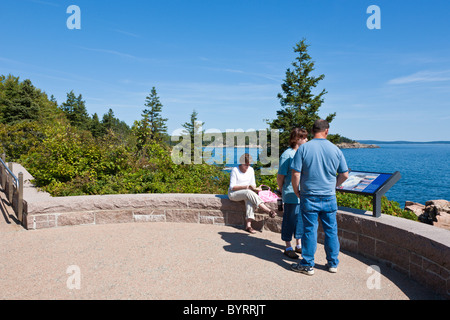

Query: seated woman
[228,153,277,234]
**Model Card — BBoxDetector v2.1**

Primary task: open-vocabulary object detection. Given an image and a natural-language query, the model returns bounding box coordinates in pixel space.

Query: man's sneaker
[291,263,314,275]
[325,263,338,273]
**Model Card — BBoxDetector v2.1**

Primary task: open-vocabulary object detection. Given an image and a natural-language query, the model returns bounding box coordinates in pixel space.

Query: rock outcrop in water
[336,142,379,149]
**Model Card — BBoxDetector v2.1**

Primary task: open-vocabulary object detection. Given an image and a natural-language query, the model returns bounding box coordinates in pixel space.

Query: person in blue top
[291,119,349,275]
[277,128,308,259]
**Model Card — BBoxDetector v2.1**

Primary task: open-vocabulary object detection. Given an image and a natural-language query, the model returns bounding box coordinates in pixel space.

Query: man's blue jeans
[299,195,340,268]
[281,203,303,242]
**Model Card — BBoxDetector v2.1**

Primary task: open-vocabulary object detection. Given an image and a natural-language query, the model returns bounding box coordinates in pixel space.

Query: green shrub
[21,124,230,197]
[336,192,418,221]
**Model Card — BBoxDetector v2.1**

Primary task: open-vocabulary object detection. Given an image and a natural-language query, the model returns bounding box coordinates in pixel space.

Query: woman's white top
[229,166,256,191]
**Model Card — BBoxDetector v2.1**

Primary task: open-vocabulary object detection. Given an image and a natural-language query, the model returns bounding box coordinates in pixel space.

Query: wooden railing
[0,154,24,223]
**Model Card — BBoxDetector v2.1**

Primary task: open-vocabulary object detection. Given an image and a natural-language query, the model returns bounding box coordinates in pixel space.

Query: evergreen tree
[142,87,168,142]
[267,39,336,150]
[101,108,130,139]
[90,113,103,138]
[182,109,205,163]
[0,76,40,123]
[60,90,91,130]
[89,109,131,140]
[0,75,64,160]
[133,87,168,152]
[182,109,204,139]
[102,108,116,131]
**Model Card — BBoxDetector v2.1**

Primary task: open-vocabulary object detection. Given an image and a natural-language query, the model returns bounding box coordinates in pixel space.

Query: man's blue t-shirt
[278,148,300,204]
[291,139,348,196]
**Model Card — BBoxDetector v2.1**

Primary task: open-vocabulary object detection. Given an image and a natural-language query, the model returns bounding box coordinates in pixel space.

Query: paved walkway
[0,190,442,300]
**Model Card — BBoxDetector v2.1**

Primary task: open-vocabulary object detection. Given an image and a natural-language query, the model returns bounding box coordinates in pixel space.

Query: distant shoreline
[357,140,450,145]
[202,140,450,149]
[203,145,261,149]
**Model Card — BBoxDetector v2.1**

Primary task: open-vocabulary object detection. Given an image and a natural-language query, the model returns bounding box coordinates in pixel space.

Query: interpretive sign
[336,170,401,217]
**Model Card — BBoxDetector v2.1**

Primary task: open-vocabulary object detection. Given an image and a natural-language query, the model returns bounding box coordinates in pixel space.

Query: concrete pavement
[0,192,441,300]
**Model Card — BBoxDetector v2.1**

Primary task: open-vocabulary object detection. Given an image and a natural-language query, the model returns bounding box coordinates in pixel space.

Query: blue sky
[1,0,449,142]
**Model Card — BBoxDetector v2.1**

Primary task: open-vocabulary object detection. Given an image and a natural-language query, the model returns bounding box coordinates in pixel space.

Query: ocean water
[204,144,450,206]
[203,146,261,168]
[340,144,450,206]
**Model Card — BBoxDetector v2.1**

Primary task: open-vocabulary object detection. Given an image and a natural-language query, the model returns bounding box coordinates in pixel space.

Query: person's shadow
[218,229,294,270]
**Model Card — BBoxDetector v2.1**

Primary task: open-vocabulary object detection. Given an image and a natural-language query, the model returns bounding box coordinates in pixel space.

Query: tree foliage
[0,69,415,221]
[90,108,131,139]
[133,87,169,153]
[0,74,60,125]
[182,109,205,163]
[59,90,91,130]
[182,109,204,137]
[267,40,336,150]
[0,75,228,196]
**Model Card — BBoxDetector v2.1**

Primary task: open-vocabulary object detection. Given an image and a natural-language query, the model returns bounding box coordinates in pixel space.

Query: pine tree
[102,108,116,132]
[182,109,205,163]
[142,87,168,142]
[101,108,130,140]
[90,113,103,138]
[267,39,336,151]
[133,87,168,152]
[60,90,91,130]
[0,76,40,123]
[182,109,204,139]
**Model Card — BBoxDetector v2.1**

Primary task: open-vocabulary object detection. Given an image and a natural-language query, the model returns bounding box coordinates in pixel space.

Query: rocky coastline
[404,199,450,230]
[336,142,380,149]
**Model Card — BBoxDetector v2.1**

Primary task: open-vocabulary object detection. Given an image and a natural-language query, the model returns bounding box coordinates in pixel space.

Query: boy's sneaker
[325,263,338,273]
[291,263,314,275]
[283,249,299,259]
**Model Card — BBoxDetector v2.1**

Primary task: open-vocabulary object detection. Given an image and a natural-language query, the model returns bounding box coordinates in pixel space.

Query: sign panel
[336,170,401,218]
[336,171,393,194]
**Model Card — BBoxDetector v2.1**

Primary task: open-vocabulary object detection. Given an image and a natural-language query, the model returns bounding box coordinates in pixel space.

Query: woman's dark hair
[289,128,308,148]
[239,153,252,165]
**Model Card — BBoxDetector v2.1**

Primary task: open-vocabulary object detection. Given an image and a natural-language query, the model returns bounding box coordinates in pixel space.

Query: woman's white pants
[228,189,264,220]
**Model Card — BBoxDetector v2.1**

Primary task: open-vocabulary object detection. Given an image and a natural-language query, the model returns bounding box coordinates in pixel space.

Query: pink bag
[258,185,279,202]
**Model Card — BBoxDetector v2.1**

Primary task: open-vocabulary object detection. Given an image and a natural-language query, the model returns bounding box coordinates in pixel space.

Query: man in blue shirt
[291,119,349,275]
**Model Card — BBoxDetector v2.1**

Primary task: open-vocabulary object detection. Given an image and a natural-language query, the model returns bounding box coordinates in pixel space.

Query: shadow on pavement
[219,230,294,271]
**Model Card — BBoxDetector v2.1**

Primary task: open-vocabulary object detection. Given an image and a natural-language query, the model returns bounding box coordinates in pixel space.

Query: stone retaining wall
[327,208,449,299]
[22,192,449,299]
[23,193,278,231]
